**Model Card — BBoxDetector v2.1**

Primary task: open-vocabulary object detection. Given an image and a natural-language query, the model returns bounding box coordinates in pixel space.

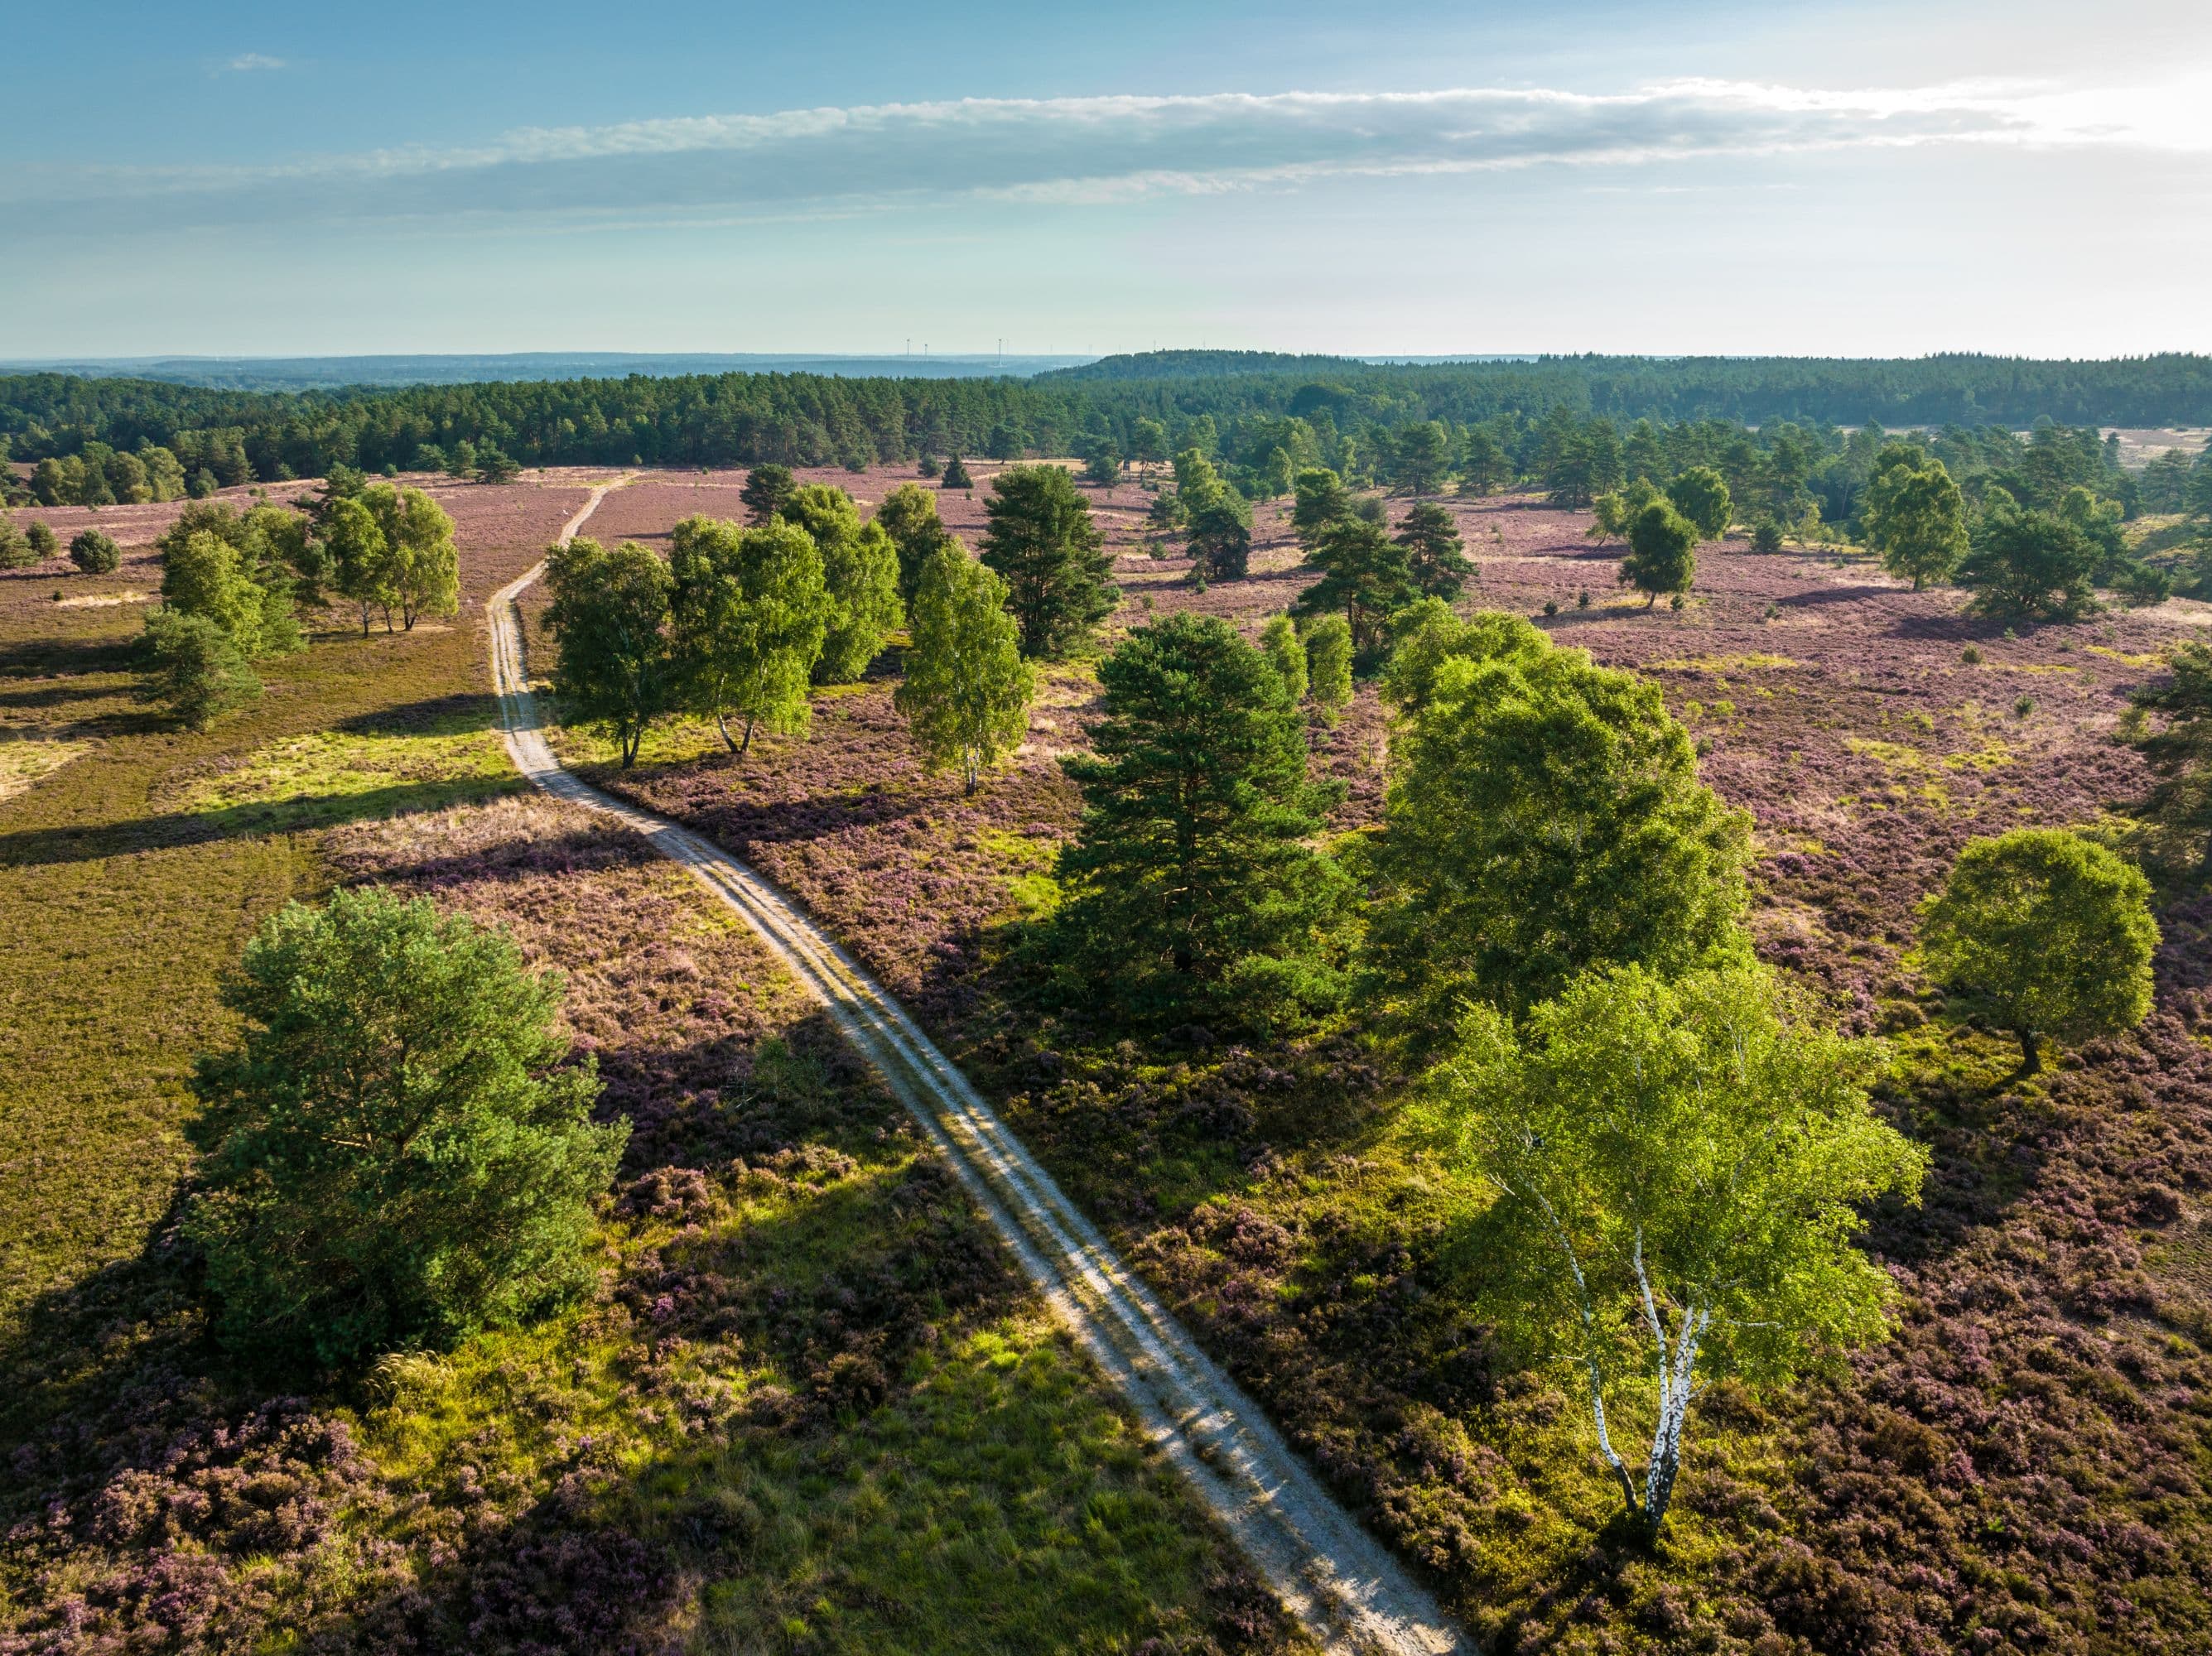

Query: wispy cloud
[17,75,2210,233]
[226,52,286,72]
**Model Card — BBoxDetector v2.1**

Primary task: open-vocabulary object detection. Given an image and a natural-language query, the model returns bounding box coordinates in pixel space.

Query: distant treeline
[2,353,2208,490]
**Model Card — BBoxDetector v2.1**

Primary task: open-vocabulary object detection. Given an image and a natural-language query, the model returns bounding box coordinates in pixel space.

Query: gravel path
[484,483,1470,1656]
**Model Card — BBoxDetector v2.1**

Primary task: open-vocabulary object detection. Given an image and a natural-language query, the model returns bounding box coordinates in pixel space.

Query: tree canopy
[1957,491,2100,619]
[185,888,625,1367]
[542,536,677,767]
[1619,500,1699,608]
[895,543,1035,795]
[978,464,1116,658]
[1918,827,2158,1072]
[1420,960,1927,1535]
[1864,449,1969,590]
[668,515,829,754]
[1294,514,1418,658]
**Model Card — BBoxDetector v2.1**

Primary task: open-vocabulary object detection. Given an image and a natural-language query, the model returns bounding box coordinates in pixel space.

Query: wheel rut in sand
[484,479,1471,1656]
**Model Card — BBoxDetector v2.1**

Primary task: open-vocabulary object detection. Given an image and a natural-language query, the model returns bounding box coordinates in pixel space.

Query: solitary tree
[1919,827,2157,1073]
[940,455,974,491]
[1958,491,2099,619]
[668,516,829,754]
[361,484,460,632]
[1294,514,1418,657]
[1421,961,1926,1537]
[542,536,677,767]
[1361,614,1751,1029]
[69,528,120,574]
[0,522,31,570]
[185,888,626,1366]
[896,544,1034,795]
[1053,614,1348,1023]
[25,521,57,560]
[979,464,1117,658]
[1665,466,1732,541]
[1863,451,1968,590]
[1259,612,1308,705]
[1187,491,1254,583]
[1395,501,1474,600]
[1620,501,1699,609]
[875,482,957,602]
[158,529,299,658]
[1304,613,1353,716]
[740,463,796,525]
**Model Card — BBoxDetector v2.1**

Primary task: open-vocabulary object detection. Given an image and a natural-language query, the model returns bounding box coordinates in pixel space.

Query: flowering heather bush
[567,477,2212,1653]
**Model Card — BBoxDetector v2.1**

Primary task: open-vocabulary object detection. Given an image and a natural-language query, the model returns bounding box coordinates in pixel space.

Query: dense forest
[2,354,2207,498]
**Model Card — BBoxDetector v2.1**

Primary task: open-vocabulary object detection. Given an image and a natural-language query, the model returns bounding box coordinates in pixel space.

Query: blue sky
[6,1,2209,357]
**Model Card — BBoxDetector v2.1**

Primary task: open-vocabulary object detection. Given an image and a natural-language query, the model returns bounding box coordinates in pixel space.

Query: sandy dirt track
[484,480,1471,1656]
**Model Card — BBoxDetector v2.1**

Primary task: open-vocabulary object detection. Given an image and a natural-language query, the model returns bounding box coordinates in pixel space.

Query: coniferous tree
[896,544,1034,795]
[1620,501,1699,608]
[740,462,796,525]
[1394,501,1474,599]
[940,455,974,491]
[979,464,1116,658]
[1187,491,1253,582]
[1390,421,1453,496]
[69,528,121,574]
[1958,490,2099,619]
[1294,514,1417,657]
[1052,614,1348,1023]
[875,482,957,602]
[1290,466,1352,553]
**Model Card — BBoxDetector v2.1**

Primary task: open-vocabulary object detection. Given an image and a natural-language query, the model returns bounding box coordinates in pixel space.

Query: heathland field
[5,461,2211,1654]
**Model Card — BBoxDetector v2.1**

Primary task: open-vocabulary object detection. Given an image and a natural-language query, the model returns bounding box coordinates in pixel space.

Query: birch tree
[1421,961,1926,1537]
[669,516,829,755]
[895,543,1034,795]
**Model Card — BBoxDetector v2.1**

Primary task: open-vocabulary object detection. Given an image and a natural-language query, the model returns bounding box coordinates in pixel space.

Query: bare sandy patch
[53,590,153,609]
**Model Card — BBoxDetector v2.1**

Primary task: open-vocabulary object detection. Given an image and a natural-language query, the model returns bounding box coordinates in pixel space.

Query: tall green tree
[1259,612,1308,705]
[68,528,120,575]
[1290,466,1353,553]
[740,462,795,524]
[1919,828,2158,1073]
[1390,421,1453,496]
[940,455,974,491]
[1362,613,1751,1028]
[979,464,1117,658]
[185,888,625,1366]
[1304,614,1352,716]
[1863,450,1968,590]
[1665,465,1732,540]
[1421,960,1926,1537]
[143,611,261,729]
[875,481,957,602]
[361,484,460,632]
[1394,501,1474,599]
[1958,490,2099,619]
[1052,614,1349,1023]
[896,544,1035,795]
[325,496,397,636]
[1619,500,1698,609]
[1187,490,1253,583]
[668,516,829,754]
[1294,514,1418,657]
[542,536,677,767]
[2128,640,2212,872]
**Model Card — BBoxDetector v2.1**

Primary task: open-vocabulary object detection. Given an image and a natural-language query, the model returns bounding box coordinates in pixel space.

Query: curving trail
[485,480,1470,1656]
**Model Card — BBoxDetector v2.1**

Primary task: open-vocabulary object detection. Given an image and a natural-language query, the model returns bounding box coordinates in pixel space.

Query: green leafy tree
[1304,614,1352,717]
[1362,612,1751,1027]
[1082,445,1122,491]
[1620,500,1699,609]
[875,482,957,603]
[1664,466,1732,540]
[1291,466,1352,554]
[325,496,397,636]
[361,484,460,632]
[1959,491,2099,619]
[1390,421,1453,496]
[1863,450,1968,590]
[1420,960,1926,1537]
[896,544,1035,795]
[1919,828,2158,1073]
[542,536,677,767]
[940,455,974,491]
[1259,612,1308,705]
[668,516,829,754]
[1294,514,1418,657]
[25,521,57,560]
[184,888,626,1366]
[158,528,297,657]
[143,610,261,729]
[1130,417,1169,472]
[1187,491,1253,583]
[779,484,903,681]
[1052,614,1348,1023]
[69,528,121,574]
[740,463,796,525]
[2128,640,2212,872]
[979,464,1116,658]
[0,521,32,570]
[1395,501,1473,600]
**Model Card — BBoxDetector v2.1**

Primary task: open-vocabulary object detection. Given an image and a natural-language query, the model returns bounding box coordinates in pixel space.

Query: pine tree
[1394,501,1473,599]
[979,464,1116,658]
[740,463,795,525]
[1294,515,1417,657]
[1620,501,1699,608]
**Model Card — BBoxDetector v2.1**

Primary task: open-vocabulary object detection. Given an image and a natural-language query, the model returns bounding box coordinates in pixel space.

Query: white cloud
[226,52,287,72]
[17,75,2211,231]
